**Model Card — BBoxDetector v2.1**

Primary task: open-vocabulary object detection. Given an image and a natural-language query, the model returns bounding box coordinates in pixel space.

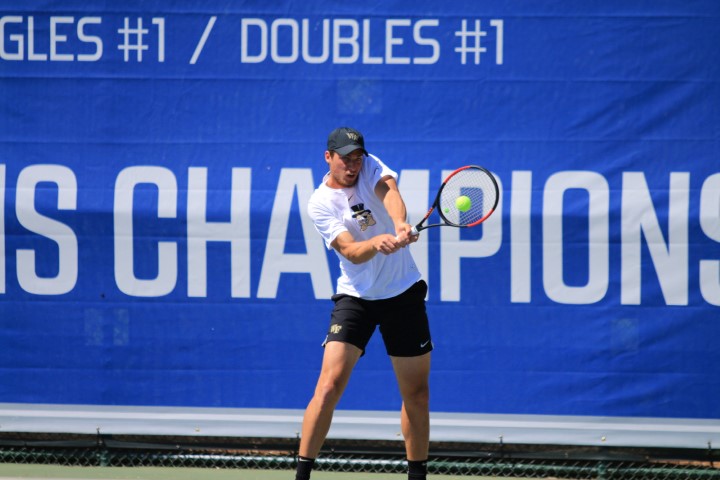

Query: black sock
[295,456,315,480]
[408,459,428,480]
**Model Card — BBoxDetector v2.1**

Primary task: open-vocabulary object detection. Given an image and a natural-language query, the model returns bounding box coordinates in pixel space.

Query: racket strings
[439,168,498,226]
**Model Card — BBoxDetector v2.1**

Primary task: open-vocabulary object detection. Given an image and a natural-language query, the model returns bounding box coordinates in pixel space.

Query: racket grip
[395,226,420,242]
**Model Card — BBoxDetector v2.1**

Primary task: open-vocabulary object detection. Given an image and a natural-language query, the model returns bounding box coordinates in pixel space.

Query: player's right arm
[331,231,402,264]
[309,190,403,264]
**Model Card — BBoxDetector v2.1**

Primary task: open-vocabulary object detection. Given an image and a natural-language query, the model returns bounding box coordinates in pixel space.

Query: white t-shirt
[307,154,421,300]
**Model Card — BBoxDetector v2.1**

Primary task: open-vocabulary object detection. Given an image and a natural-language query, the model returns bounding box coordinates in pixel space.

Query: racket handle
[395,226,420,242]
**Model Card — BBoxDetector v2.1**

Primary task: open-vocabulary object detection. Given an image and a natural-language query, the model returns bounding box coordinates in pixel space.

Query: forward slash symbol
[190,16,217,64]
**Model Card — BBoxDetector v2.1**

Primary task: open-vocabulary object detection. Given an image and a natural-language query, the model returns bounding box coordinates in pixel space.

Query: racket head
[436,165,499,227]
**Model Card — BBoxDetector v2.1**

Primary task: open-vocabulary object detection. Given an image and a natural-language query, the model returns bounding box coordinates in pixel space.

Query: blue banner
[1,1,719,420]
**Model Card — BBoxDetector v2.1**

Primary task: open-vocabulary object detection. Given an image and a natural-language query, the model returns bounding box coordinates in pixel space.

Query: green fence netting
[1,434,719,479]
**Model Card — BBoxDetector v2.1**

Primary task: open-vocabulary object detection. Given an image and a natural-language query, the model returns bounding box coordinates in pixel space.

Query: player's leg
[391,352,431,462]
[379,280,432,480]
[298,340,362,459]
[297,294,374,480]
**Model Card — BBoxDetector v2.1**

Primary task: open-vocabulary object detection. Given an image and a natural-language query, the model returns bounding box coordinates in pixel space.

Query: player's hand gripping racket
[409,165,499,236]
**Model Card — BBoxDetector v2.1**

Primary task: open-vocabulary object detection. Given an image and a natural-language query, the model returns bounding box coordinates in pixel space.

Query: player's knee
[404,383,430,408]
[314,379,346,407]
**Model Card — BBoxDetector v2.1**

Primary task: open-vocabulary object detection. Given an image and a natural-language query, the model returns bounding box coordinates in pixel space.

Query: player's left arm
[375,175,417,245]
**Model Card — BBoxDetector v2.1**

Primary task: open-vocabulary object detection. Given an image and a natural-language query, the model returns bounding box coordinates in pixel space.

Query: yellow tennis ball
[455,195,472,212]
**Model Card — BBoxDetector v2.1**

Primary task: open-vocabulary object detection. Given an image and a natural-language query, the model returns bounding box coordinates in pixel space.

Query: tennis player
[295,127,432,480]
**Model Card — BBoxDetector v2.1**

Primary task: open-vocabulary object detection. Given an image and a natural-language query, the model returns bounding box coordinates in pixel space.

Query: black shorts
[323,280,433,357]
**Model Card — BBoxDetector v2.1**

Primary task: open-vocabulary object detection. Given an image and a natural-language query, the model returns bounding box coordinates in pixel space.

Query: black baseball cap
[327,127,368,156]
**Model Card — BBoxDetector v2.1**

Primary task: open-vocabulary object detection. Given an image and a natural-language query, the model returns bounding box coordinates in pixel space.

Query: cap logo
[346,132,359,142]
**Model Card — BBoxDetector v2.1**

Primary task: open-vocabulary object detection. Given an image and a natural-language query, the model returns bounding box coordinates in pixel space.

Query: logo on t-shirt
[350,203,376,231]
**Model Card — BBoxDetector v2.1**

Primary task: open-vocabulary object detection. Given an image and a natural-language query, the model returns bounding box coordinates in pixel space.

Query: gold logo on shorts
[330,324,342,334]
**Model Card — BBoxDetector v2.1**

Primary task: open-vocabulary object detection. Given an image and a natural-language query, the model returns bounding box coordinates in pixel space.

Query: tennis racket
[409,165,499,236]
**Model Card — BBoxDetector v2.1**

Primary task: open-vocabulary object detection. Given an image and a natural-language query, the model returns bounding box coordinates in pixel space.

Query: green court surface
[0,464,509,480]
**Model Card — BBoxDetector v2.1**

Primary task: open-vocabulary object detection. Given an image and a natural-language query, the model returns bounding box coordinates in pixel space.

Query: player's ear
[325,150,333,164]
